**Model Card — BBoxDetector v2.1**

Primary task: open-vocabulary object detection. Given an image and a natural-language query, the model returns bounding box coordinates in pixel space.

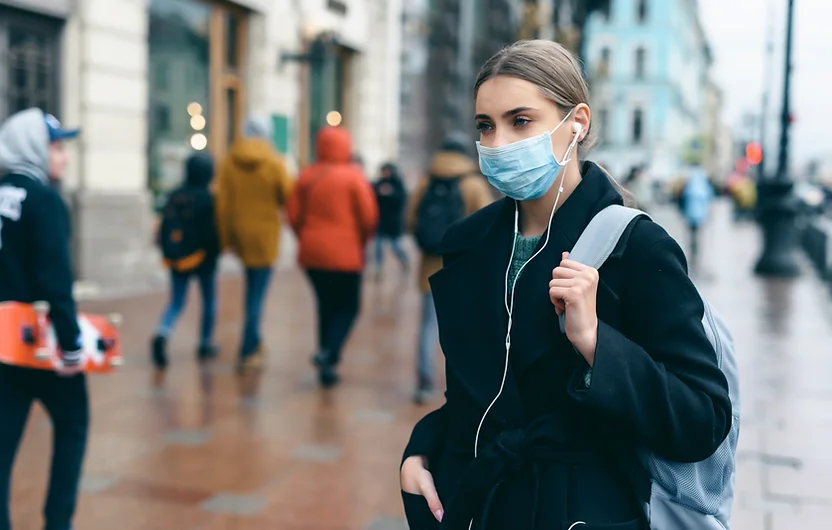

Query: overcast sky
[699,0,832,168]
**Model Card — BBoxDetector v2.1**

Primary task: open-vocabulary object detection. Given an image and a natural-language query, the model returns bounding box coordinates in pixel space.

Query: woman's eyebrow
[474,107,536,121]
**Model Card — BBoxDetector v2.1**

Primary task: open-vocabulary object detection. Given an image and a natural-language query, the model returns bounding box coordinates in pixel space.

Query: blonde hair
[474,40,634,205]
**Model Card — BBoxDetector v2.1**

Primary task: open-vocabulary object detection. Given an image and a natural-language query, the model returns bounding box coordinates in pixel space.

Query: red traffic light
[746,142,763,165]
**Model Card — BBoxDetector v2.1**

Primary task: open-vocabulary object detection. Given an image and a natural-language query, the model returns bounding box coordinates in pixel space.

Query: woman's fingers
[419,471,444,522]
[552,266,581,279]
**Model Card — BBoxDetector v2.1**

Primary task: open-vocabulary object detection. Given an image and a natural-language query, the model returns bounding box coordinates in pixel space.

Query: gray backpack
[561,204,741,530]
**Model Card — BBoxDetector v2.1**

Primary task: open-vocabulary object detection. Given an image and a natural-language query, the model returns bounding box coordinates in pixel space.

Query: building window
[597,47,611,78]
[147,0,247,210]
[303,38,355,164]
[635,47,646,79]
[598,107,610,144]
[632,108,644,144]
[637,0,648,23]
[154,104,171,133]
[0,7,61,123]
[153,61,169,90]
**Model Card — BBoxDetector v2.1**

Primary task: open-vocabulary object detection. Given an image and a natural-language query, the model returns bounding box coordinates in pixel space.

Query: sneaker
[197,344,219,361]
[318,362,340,388]
[236,347,264,375]
[312,350,339,388]
[151,335,167,369]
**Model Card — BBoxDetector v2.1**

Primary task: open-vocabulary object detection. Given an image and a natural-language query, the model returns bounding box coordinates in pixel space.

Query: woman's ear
[573,104,591,143]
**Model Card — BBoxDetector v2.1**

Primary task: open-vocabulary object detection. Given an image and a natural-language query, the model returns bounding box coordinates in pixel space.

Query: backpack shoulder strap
[568,205,650,268]
[558,204,650,333]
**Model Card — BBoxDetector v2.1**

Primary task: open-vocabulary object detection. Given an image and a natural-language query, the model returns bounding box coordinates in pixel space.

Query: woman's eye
[514,117,531,127]
[475,122,493,132]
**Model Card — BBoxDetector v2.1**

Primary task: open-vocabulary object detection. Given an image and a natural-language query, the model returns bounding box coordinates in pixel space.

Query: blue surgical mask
[477,110,578,201]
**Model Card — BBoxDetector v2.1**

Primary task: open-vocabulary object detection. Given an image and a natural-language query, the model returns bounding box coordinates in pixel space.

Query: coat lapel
[429,199,527,427]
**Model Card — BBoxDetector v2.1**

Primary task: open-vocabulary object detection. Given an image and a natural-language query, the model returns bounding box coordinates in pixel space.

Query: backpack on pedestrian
[413,176,466,254]
[158,190,207,273]
[562,204,741,530]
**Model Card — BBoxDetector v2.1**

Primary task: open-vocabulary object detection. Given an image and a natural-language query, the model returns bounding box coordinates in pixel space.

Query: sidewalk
[653,200,832,530]
[8,200,832,529]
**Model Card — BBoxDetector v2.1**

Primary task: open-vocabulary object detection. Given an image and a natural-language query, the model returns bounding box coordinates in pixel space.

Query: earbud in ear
[572,122,582,135]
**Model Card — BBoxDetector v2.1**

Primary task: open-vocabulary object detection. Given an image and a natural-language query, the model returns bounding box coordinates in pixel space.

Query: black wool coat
[401,161,732,530]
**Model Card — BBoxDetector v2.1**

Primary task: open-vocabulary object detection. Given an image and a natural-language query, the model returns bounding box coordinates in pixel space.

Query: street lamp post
[754,0,800,277]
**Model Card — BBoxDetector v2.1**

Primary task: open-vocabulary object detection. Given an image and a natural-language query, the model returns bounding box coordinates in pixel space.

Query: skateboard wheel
[107,313,123,326]
[33,301,50,314]
[34,348,51,361]
[109,357,124,367]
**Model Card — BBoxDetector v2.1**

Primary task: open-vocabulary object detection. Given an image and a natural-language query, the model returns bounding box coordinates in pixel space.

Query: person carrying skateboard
[0,108,88,530]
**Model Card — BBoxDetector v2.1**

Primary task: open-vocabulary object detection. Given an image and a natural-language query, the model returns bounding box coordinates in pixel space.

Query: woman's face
[475,75,588,157]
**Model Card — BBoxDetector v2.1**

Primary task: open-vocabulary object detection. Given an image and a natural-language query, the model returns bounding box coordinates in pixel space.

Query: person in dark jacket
[0,108,88,530]
[372,162,408,278]
[151,152,220,368]
[399,40,732,530]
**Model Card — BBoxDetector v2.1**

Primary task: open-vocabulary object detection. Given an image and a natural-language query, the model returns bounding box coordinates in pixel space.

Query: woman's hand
[401,455,444,522]
[549,252,599,365]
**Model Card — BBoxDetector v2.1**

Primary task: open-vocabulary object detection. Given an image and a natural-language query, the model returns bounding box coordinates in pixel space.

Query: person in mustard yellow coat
[216,115,294,374]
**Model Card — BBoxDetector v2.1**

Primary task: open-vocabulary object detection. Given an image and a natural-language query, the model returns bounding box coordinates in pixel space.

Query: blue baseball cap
[44,113,80,142]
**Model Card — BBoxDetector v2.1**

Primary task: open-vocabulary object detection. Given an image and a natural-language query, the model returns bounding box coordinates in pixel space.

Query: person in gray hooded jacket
[0,107,88,530]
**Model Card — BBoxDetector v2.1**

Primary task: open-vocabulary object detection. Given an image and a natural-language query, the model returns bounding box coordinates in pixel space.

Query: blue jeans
[417,291,438,387]
[156,267,217,347]
[241,267,272,358]
[0,364,89,530]
[374,235,408,269]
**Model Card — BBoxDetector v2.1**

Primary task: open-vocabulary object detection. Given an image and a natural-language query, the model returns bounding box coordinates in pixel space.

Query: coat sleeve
[30,191,82,364]
[353,176,379,242]
[273,156,294,208]
[214,159,233,250]
[567,225,732,463]
[286,173,303,234]
[402,401,448,469]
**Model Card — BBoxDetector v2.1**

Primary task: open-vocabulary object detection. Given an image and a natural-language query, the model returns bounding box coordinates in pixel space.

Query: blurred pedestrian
[151,152,220,369]
[625,164,654,213]
[681,164,715,266]
[215,115,294,374]
[407,133,493,404]
[0,108,88,530]
[287,126,378,387]
[373,162,409,280]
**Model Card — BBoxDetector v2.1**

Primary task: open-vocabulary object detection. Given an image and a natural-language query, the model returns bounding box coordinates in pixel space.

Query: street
[9,200,832,530]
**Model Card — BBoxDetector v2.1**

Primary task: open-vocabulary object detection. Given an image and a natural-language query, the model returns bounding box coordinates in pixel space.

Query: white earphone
[573,122,583,136]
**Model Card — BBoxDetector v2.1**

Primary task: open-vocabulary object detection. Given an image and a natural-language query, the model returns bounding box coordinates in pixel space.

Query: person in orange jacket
[287,126,378,387]
[215,115,294,374]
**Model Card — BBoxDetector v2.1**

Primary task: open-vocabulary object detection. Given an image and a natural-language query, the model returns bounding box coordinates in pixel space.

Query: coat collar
[430,161,624,426]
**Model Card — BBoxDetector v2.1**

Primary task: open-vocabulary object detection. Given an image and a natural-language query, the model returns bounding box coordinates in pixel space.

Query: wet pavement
[9,200,832,529]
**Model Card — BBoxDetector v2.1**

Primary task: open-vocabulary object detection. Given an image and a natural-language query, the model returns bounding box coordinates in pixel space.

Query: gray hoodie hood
[0,107,49,184]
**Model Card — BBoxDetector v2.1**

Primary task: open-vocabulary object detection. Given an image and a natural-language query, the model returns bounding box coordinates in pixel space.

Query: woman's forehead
[476,76,550,113]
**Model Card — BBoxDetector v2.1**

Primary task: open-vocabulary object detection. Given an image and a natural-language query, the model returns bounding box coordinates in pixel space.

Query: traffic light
[746,142,763,166]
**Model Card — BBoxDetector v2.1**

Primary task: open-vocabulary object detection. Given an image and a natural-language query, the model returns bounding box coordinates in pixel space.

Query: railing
[800,204,832,282]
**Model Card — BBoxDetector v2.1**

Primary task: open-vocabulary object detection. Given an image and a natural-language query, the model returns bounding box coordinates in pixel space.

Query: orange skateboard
[0,301,123,373]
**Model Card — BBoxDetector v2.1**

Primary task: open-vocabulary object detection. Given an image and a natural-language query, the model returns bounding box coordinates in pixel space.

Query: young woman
[399,40,732,530]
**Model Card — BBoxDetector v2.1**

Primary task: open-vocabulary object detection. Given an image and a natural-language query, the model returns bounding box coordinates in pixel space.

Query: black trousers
[0,363,89,530]
[306,269,362,365]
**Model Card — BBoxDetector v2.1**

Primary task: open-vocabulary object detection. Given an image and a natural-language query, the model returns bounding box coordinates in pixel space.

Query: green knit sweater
[507,233,542,294]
